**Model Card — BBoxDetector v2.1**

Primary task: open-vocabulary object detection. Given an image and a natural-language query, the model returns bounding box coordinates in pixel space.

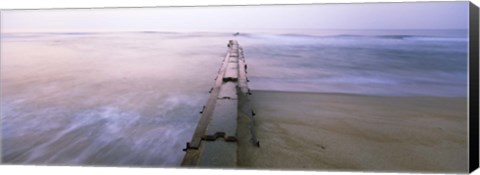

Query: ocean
[1,29,468,166]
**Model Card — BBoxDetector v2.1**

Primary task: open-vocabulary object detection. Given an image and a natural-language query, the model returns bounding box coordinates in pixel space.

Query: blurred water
[1,32,231,166]
[1,29,468,166]
[238,29,468,96]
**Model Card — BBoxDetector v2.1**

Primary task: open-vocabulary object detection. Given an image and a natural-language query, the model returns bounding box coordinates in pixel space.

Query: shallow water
[238,29,468,96]
[1,32,231,166]
[1,29,468,166]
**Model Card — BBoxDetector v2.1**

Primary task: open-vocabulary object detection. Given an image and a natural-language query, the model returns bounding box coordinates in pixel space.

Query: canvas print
[0,2,474,173]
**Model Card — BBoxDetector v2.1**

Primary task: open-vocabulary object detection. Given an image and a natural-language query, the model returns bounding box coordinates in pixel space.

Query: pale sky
[1,2,469,33]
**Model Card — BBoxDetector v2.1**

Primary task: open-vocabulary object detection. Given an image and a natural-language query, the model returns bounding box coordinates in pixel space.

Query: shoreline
[244,89,469,98]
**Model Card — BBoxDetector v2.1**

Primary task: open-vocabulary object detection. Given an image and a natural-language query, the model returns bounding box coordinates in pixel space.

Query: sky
[0,1,469,33]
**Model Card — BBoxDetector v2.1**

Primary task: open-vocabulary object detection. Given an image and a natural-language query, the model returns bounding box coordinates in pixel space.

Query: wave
[3,31,467,43]
[238,33,467,42]
[2,99,199,165]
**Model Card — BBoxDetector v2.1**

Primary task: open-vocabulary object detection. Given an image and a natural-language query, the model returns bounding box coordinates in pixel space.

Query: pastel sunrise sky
[1,2,469,32]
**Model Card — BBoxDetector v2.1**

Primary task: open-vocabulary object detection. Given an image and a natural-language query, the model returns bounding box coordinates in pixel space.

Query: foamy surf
[1,32,226,166]
[2,97,203,166]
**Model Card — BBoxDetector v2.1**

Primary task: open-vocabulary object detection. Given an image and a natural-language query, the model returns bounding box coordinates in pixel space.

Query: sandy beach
[237,90,468,173]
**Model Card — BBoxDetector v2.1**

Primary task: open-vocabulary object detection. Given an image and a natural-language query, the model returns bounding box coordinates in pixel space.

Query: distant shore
[237,90,467,173]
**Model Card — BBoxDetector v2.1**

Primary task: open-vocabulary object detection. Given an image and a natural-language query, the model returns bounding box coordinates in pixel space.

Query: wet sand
[237,90,467,173]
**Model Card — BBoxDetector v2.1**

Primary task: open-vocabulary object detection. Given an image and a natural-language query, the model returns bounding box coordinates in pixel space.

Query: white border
[0,0,478,175]
[0,0,477,9]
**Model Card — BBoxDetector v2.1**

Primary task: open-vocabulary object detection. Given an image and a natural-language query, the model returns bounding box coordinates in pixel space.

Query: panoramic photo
[1,2,470,173]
